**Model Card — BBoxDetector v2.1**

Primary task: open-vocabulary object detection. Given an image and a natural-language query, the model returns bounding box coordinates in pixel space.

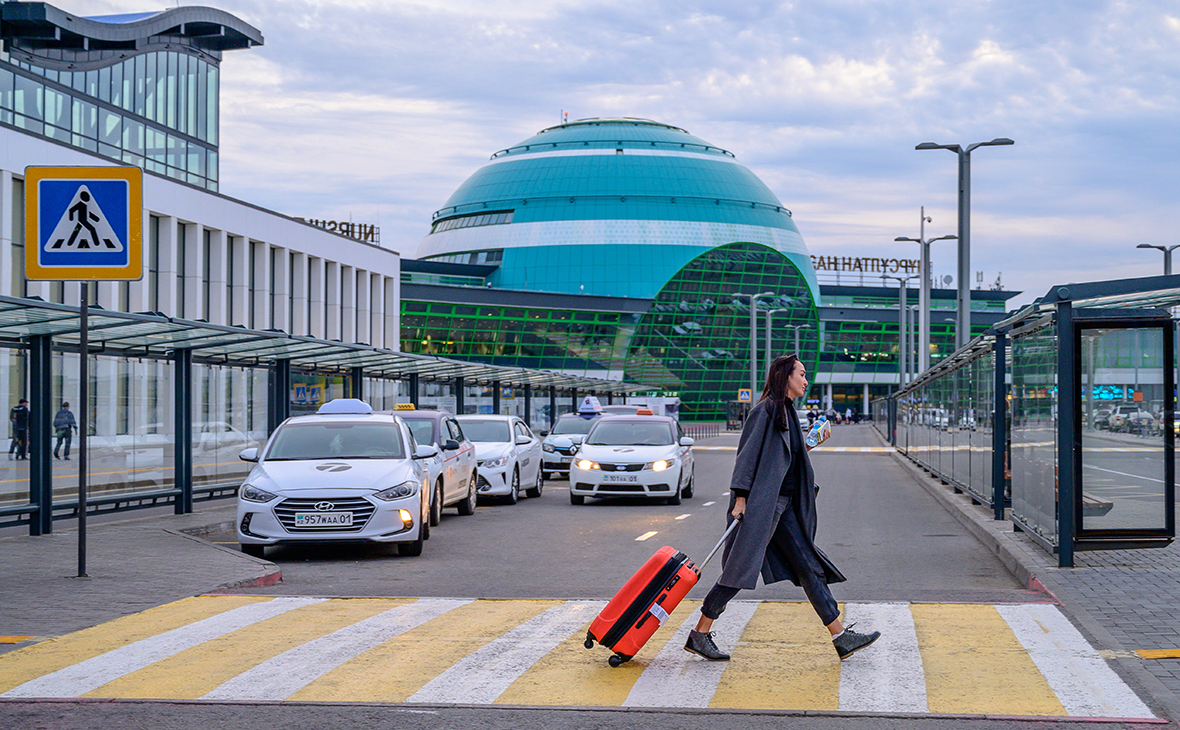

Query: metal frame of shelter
[0,295,648,535]
[875,275,1178,567]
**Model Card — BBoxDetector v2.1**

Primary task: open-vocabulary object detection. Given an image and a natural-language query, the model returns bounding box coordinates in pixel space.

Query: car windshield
[265,422,405,460]
[403,419,435,446]
[552,416,597,435]
[457,420,511,443]
[587,421,674,446]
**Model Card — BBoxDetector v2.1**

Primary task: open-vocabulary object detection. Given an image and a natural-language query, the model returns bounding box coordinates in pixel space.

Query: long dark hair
[759,354,799,431]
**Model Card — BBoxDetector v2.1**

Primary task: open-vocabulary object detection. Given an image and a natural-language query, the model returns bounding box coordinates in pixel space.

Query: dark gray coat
[717,399,846,590]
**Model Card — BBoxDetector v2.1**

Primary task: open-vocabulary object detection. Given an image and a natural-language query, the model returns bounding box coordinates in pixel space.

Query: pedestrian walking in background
[9,398,28,460]
[685,354,880,662]
[53,402,77,460]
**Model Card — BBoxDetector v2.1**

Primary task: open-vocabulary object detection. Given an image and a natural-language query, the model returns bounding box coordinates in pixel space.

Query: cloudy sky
[76,0,1179,307]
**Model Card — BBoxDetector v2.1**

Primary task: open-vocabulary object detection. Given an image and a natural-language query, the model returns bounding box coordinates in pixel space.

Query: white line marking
[3,597,326,698]
[839,602,927,713]
[703,501,716,507]
[996,603,1155,718]
[202,598,472,701]
[623,601,758,708]
[636,531,658,541]
[406,600,605,704]
[1081,464,1164,483]
[675,514,691,520]
[721,491,730,496]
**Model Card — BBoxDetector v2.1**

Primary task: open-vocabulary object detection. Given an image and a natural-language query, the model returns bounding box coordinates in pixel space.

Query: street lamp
[1136,243,1180,276]
[882,273,919,386]
[734,291,775,399]
[766,309,810,370]
[916,137,1014,351]
[895,206,957,372]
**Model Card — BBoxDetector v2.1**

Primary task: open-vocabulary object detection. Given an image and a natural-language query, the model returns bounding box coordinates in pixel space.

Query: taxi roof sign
[25,166,143,281]
[394,403,416,411]
[578,395,603,415]
[317,398,373,414]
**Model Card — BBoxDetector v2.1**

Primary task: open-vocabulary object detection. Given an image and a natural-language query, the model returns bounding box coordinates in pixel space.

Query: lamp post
[916,137,1014,351]
[764,309,789,375]
[895,206,957,372]
[734,291,775,399]
[882,274,919,386]
[1136,243,1180,276]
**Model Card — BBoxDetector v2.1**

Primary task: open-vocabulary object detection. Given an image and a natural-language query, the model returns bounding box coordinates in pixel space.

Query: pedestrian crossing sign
[737,388,752,402]
[24,166,142,281]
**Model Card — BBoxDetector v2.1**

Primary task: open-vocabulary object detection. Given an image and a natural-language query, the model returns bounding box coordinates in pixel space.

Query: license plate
[604,474,638,483]
[295,512,354,526]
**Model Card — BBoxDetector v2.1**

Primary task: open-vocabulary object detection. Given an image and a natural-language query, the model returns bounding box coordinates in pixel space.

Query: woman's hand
[731,496,747,521]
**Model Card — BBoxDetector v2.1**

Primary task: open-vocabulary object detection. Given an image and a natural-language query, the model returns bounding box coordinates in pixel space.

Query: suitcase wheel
[608,654,631,668]
[584,631,595,650]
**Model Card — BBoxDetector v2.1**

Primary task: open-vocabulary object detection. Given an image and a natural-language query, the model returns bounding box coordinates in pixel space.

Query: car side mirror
[679,437,694,447]
[516,436,531,445]
[239,447,259,462]
[443,439,460,451]
[414,445,439,460]
[538,430,549,437]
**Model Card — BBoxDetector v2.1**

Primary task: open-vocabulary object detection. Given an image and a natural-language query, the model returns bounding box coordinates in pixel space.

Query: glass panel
[156,53,168,124]
[13,74,43,124]
[195,364,263,492]
[186,55,197,137]
[1010,322,1059,545]
[111,62,123,108]
[167,134,185,172]
[99,108,121,146]
[197,59,207,140]
[166,51,176,129]
[177,53,188,136]
[134,54,145,117]
[1080,326,1167,532]
[122,118,144,156]
[43,85,70,141]
[85,69,98,98]
[98,66,111,103]
[144,53,156,121]
[207,65,218,146]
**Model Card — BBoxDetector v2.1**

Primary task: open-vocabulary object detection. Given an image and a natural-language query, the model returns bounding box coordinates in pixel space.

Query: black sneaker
[684,630,730,661]
[833,624,880,659]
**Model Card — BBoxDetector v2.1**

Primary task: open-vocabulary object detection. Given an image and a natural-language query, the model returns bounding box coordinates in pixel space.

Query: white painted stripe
[721,491,730,496]
[3,597,325,698]
[623,600,758,708]
[406,600,606,705]
[996,604,1155,718]
[703,501,716,507]
[838,602,927,713]
[636,531,658,541]
[675,514,691,521]
[202,598,472,701]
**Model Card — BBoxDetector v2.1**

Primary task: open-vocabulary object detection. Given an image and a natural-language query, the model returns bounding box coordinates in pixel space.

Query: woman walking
[685,354,880,661]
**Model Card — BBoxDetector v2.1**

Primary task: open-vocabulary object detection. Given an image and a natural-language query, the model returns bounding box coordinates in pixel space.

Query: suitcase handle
[698,513,742,572]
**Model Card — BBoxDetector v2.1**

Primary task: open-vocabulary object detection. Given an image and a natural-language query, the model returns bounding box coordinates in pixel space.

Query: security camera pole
[916,138,1014,351]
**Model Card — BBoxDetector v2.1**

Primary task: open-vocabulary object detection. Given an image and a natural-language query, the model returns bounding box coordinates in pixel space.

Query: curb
[165,528,282,592]
[872,429,1180,722]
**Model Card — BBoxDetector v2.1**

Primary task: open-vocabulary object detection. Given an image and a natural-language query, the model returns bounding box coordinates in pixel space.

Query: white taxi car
[394,405,478,524]
[235,399,438,558]
[456,415,543,504]
[569,415,694,505]
[540,412,601,479]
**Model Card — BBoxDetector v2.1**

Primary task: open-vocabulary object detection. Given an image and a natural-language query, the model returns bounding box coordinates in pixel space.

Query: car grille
[599,483,645,493]
[477,474,492,491]
[274,497,375,533]
[555,445,577,455]
[597,463,644,472]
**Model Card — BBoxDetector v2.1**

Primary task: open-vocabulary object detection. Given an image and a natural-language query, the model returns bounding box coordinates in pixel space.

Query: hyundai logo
[616,465,626,471]
[314,501,335,511]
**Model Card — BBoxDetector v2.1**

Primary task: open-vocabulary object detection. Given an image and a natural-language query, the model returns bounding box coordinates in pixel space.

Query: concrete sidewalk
[0,502,279,652]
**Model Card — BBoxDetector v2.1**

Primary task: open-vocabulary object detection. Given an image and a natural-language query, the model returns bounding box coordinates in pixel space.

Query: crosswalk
[0,596,1155,719]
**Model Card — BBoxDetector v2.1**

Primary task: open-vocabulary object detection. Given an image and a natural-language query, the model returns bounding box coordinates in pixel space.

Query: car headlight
[483,455,510,469]
[240,484,276,502]
[542,443,556,453]
[374,480,421,501]
[576,459,600,470]
[647,458,677,472]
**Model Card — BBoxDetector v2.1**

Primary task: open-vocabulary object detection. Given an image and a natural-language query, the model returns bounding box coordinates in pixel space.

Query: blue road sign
[738,388,752,402]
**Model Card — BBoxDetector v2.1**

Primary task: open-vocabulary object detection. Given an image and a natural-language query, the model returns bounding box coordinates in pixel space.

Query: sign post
[25,166,142,578]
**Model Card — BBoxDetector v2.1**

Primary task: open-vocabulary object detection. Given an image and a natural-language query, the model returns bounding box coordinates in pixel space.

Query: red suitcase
[584,519,740,666]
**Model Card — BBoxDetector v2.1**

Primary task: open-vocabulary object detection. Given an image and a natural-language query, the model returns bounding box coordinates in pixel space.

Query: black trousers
[702,493,840,626]
[54,430,72,457]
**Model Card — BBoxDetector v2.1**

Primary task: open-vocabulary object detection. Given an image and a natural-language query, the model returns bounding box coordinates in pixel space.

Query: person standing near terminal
[684,354,880,662]
[53,402,77,460]
[9,398,29,460]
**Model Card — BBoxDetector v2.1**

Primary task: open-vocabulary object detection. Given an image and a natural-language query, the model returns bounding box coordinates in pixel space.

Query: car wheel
[430,481,443,527]
[241,544,265,558]
[419,493,431,541]
[505,468,519,505]
[667,484,682,506]
[398,538,423,557]
[526,468,543,498]
[570,493,585,505]
[683,471,694,499]
[457,475,477,515]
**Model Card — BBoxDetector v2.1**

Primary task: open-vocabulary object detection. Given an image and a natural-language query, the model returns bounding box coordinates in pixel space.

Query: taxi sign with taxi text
[25,166,143,281]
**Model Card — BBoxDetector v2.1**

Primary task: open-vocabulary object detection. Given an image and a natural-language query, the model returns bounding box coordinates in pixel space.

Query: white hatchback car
[569,415,694,505]
[235,399,438,558]
[456,415,543,504]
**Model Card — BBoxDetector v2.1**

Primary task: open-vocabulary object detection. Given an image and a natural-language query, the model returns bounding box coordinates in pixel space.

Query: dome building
[403,118,822,420]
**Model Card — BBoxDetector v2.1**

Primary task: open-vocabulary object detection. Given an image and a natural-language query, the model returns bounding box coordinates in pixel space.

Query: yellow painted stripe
[292,599,560,703]
[88,598,408,699]
[0,637,32,644]
[0,595,270,693]
[1137,649,1180,659]
[912,603,1066,716]
[710,601,841,710]
[497,601,703,707]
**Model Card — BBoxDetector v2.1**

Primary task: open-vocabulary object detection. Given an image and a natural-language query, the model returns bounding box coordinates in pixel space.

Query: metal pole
[749,301,757,397]
[957,148,971,352]
[919,209,931,371]
[1168,250,1174,277]
[794,325,802,355]
[78,282,89,578]
[764,312,772,378]
[899,284,908,384]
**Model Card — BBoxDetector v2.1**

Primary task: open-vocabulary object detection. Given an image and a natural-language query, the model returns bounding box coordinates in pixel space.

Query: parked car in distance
[540,412,600,480]
[1108,404,1155,433]
[392,406,478,524]
[456,414,543,504]
[235,399,437,558]
[569,415,694,506]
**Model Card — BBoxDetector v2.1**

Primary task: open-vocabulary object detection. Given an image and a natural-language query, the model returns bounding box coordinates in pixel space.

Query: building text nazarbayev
[810,255,920,274]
